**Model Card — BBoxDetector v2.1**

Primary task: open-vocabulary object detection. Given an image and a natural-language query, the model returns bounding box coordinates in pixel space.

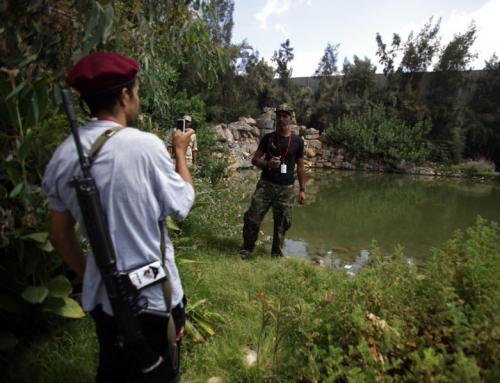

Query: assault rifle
[60,89,175,381]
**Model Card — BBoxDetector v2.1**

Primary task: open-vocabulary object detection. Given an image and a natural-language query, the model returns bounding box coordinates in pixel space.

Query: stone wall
[213,112,452,177]
[213,110,346,170]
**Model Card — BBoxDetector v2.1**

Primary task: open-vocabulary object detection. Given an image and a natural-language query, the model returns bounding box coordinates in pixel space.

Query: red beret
[66,52,139,96]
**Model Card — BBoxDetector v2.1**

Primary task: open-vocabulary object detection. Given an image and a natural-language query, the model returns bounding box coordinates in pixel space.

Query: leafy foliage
[342,55,378,102]
[0,0,230,355]
[282,217,500,382]
[315,42,340,77]
[201,0,235,47]
[466,55,500,169]
[325,104,432,167]
[272,39,295,99]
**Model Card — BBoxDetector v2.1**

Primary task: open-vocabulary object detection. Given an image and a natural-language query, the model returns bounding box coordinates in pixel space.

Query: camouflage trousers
[242,179,294,257]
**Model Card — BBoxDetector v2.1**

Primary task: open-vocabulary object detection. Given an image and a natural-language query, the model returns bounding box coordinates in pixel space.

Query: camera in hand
[176,119,185,133]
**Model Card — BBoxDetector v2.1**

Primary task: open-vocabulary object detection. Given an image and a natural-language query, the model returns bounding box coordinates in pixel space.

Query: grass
[3,178,499,382]
[3,242,340,382]
[3,317,98,383]
[178,244,340,382]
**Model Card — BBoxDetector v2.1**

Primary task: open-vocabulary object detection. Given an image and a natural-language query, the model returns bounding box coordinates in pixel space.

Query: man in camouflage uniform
[240,104,306,259]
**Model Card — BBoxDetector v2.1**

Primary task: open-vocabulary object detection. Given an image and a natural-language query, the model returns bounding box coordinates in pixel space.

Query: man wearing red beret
[42,52,194,382]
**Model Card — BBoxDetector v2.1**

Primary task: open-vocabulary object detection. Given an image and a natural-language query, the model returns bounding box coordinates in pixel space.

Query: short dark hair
[82,78,136,116]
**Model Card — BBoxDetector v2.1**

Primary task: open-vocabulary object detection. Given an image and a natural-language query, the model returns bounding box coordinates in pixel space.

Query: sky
[232,0,500,77]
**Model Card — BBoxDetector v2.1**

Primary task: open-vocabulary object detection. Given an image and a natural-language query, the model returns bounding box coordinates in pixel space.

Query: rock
[257,109,275,131]
[305,134,320,140]
[239,130,252,139]
[229,121,253,132]
[305,127,319,135]
[299,125,307,136]
[232,129,240,140]
[208,377,224,383]
[340,162,356,170]
[244,347,257,367]
[307,139,322,150]
[239,116,257,126]
[290,124,300,135]
[240,139,258,158]
[251,126,260,137]
[214,124,227,142]
[321,149,331,159]
[225,128,234,143]
[414,167,435,176]
[306,147,316,158]
[333,155,344,163]
[314,259,326,267]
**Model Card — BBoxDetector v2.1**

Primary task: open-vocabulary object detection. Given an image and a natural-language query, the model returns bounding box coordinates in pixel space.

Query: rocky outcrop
[214,119,260,168]
[213,114,495,179]
[214,112,340,170]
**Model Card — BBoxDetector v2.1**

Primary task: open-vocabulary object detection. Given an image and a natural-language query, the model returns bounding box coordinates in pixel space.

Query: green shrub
[458,159,496,177]
[325,104,432,167]
[280,217,500,382]
[195,126,231,186]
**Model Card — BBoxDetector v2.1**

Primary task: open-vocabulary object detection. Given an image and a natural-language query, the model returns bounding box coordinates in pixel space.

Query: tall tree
[236,39,259,74]
[309,42,342,129]
[427,23,477,162]
[399,17,441,73]
[376,18,442,125]
[341,55,378,113]
[376,32,402,77]
[272,39,294,88]
[315,42,340,77]
[435,22,477,71]
[201,0,235,46]
[466,55,500,168]
[342,55,377,98]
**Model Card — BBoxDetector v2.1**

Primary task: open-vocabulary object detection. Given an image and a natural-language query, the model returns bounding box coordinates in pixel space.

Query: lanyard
[275,132,292,163]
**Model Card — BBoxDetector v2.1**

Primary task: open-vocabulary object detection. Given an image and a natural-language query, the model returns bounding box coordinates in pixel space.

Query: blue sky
[232,0,500,76]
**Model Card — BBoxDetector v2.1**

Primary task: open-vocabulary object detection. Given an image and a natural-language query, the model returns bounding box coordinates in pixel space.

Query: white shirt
[42,120,194,315]
[185,133,198,166]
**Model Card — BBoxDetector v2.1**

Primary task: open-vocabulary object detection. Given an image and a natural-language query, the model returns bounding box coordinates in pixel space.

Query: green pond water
[237,170,500,268]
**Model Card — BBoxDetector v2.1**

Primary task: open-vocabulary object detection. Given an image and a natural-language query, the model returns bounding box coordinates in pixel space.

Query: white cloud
[261,49,323,78]
[440,0,500,68]
[255,0,292,29]
[290,49,324,77]
[399,0,500,69]
[274,23,290,37]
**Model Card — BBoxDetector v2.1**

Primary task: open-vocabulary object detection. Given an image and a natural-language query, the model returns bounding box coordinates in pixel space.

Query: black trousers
[91,298,186,383]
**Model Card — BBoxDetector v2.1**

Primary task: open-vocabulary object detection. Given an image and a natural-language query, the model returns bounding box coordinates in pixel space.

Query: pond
[237,170,500,268]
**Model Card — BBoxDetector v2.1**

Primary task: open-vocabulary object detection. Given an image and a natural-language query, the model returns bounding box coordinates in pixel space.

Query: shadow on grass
[198,234,240,254]
[195,233,271,259]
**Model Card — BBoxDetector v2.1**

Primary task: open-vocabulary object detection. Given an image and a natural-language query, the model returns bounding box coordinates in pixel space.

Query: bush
[194,125,231,186]
[458,159,496,177]
[324,104,432,167]
[280,217,500,382]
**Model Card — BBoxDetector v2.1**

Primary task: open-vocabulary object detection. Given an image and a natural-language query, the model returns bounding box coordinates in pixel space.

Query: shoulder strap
[89,127,126,163]
[159,220,179,371]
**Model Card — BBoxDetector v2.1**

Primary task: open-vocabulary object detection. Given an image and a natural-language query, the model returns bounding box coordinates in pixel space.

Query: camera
[176,118,186,133]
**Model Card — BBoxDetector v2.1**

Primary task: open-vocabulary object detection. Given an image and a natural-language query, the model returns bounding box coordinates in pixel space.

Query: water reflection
[237,170,500,264]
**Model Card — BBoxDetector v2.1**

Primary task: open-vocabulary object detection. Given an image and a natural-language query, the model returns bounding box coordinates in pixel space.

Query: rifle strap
[160,220,179,371]
[89,127,126,162]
